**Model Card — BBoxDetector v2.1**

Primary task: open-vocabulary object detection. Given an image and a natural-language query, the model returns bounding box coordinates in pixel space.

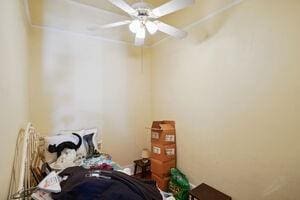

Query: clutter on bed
[9,123,173,200]
[44,131,85,164]
[36,171,61,193]
[12,171,61,200]
[42,128,125,172]
[51,166,163,200]
[30,167,163,200]
[81,154,122,171]
[149,120,177,191]
[44,128,99,164]
[50,149,80,171]
[48,133,82,158]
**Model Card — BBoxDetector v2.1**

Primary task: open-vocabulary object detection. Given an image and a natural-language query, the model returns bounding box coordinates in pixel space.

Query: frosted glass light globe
[129,20,140,33]
[146,21,158,34]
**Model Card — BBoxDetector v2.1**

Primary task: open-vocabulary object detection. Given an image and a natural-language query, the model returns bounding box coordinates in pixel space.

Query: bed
[8,123,173,200]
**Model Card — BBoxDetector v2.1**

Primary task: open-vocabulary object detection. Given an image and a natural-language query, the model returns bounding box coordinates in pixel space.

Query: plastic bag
[169,168,190,200]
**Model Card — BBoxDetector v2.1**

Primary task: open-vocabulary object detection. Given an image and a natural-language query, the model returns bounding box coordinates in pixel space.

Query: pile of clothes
[53,166,163,200]
[32,166,164,200]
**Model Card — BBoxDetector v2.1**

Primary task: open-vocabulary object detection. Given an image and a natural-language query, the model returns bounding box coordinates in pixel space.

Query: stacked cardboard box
[150,121,176,191]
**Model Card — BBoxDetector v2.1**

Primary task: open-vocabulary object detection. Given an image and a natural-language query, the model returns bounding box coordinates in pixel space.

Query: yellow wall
[29,28,152,165]
[2,0,300,199]
[151,0,300,199]
[0,0,29,198]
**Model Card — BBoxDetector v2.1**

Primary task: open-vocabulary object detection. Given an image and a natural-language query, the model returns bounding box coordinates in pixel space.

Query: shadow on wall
[188,7,232,45]
[27,5,152,166]
[29,1,104,133]
[28,0,53,133]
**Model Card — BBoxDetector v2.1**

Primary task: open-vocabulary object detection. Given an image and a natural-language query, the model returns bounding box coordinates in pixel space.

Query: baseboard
[190,183,196,189]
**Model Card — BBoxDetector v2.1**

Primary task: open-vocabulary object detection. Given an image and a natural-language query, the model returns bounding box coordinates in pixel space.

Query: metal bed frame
[8,123,44,200]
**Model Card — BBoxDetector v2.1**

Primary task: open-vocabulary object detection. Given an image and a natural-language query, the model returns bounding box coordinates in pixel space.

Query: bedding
[50,153,122,172]
[44,129,86,163]
[81,155,122,171]
[44,128,99,163]
[59,128,99,154]
[11,123,174,200]
[51,166,163,200]
[50,149,80,170]
[40,128,174,200]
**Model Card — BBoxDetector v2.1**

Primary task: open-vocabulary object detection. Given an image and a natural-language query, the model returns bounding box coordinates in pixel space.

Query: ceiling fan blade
[135,35,145,46]
[155,21,187,39]
[108,0,138,16]
[101,20,132,28]
[151,0,195,18]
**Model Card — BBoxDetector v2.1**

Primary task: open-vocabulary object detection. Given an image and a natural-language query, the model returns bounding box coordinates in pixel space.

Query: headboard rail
[8,123,44,200]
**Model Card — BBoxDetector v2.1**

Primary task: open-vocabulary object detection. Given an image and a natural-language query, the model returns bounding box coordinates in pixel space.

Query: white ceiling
[27,0,239,46]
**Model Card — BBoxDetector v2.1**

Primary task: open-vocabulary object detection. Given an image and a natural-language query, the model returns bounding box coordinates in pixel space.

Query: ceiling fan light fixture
[145,21,158,34]
[136,27,146,39]
[129,20,141,33]
[103,0,195,46]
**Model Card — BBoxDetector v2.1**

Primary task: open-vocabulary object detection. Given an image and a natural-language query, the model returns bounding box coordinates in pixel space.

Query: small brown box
[151,142,176,162]
[152,173,170,191]
[150,158,176,178]
[151,123,176,145]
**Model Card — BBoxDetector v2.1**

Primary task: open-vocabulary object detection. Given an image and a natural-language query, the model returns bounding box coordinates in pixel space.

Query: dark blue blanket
[52,166,162,200]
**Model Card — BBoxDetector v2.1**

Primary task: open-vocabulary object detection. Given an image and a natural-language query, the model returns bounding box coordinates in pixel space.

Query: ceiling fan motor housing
[131,2,155,20]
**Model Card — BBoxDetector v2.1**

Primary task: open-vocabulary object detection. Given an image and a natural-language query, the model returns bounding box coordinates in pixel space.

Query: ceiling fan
[98,0,195,46]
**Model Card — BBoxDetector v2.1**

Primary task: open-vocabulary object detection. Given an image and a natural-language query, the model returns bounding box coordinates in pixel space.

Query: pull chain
[141,46,144,73]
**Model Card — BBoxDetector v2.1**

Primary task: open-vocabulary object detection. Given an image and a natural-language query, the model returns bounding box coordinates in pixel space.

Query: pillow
[60,128,99,156]
[59,129,87,158]
[44,128,99,163]
[44,129,86,163]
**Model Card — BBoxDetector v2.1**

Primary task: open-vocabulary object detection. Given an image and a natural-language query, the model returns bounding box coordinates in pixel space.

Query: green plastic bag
[169,168,190,200]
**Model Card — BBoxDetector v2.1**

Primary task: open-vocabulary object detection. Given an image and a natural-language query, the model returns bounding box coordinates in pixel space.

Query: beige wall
[29,28,152,165]
[2,0,300,199]
[0,0,29,198]
[151,0,300,199]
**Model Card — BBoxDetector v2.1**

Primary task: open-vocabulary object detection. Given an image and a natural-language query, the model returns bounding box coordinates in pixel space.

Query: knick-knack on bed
[48,133,82,158]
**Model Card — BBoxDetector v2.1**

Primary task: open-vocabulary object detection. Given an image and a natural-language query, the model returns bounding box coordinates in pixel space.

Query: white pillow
[59,128,99,155]
[58,129,87,157]
[44,128,100,163]
[44,129,86,163]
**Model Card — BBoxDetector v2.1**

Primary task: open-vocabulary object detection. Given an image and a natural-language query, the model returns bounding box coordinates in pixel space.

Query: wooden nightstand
[133,159,151,178]
[189,183,231,200]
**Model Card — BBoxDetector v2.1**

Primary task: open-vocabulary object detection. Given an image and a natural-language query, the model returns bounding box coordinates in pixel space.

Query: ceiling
[27,0,239,46]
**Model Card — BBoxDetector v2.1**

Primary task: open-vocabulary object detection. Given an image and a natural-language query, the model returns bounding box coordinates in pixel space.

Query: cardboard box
[152,173,170,191]
[151,125,176,145]
[150,158,176,178]
[151,142,176,162]
[152,121,175,128]
[151,121,176,145]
